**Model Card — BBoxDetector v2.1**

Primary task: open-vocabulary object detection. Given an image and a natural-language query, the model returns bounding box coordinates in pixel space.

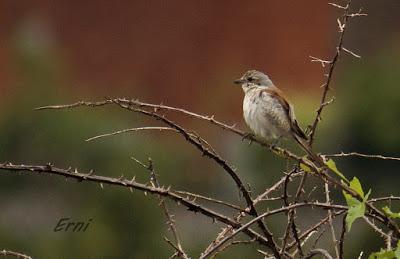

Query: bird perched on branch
[234,70,311,154]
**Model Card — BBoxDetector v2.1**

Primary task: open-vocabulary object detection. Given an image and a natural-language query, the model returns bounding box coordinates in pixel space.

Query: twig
[132,157,245,213]
[342,47,361,58]
[310,56,332,67]
[112,100,282,257]
[0,162,270,247]
[308,0,355,146]
[207,238,256,259]
[36,98,302,161]
[286,211,345,252]
[86,127,178,142]
[35,98,400,240]
[253,172,303,204]
[132,157,189,259]
[305,249,333,259]
[175,190,245,213]
[325,152,400,162]
[339,214,346,259]
[324,182,340,258]
[202,172,301,258]
[280,169,303,257]
[368,196,400,203]
[199,202,347,258]
[363,216,392,243]
[0,250,32,259]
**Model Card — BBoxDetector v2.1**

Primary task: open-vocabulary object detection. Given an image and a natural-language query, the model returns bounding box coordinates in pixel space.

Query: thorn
[328,2,348,10]
[342,47,361,58]
[100,183,104,189]
[337,18,345,32]
[46,163,53,170]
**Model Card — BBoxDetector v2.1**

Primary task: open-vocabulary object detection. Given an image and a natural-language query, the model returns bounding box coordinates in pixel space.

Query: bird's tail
[290,118,318,160]
[293,134,313,157]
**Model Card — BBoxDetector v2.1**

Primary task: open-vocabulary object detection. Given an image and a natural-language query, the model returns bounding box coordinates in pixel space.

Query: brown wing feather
[264,86,308,140]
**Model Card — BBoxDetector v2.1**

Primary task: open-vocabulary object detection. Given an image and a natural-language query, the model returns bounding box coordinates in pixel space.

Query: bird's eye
[247,77,253,82]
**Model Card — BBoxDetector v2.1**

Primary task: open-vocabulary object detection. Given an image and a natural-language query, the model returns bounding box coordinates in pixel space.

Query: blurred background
[0,0,400,258]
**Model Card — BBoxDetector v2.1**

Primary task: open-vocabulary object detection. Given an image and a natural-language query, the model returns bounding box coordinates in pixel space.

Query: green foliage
[368,241,400,259]
[342,177,371,231]
[300,162,311,172]
[383,206,400,219]
[325,158,348,182]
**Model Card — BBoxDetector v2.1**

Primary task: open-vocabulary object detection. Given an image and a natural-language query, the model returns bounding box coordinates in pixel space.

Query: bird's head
[234,70,273,92]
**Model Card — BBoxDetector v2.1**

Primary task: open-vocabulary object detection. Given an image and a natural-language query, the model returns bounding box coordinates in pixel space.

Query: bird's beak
[233,78,246,85]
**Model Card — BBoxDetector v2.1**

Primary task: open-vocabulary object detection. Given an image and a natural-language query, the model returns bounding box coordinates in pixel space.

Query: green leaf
[343,191,359,207]
[325,159,348,182]
[349,177,365,198]
[383,206,400,219]
[368,241,400,259]
[300,163,311,172]
[395,241,400,258]
[342,177,369,231]
[364,189,372,201]
[345,200,365,231]
[368,249,396,259]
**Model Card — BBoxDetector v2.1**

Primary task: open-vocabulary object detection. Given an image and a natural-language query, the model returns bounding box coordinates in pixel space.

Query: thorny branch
[0,162,270,247]
[308,0,366,146]
[0,250,32,259]
[131,157,189,259]
[326,152,400,162]
[1,1,399,259]
[33,95,400,256]
[324,182,340,258]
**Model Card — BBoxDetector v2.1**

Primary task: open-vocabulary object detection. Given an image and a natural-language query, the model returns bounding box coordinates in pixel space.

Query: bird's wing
[263,86,308,140]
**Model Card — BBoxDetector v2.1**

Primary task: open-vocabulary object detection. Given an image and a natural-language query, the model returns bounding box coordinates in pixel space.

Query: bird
[234,69,311,154]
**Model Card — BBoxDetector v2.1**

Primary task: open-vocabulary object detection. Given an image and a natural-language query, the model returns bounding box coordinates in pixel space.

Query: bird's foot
[269,139,281,150]
[242,132,255,145]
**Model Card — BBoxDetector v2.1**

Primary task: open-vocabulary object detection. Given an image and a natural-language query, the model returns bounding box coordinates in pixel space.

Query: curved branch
[0,250,32,259]
[0,162,269,247]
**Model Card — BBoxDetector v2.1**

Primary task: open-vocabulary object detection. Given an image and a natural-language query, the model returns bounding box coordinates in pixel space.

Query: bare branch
[111,100,281,257]
[35,98,302,161]
[36,98,400,240]
[309,0,356,146]
[368,196,400,203]
[86,127,178,142]
[305,248,334,259]
[310,56,332,67]
[175,190,246,213]
[339,214,346,259]
[132,157,189,259]
[342,47,361,58]
[286,211,345,251]
[324,182,340,258]
[363,216,392,242]
[325,152,400,162]
[0,250,32,259]
[0,162,270,247]
[328,2,348,9]
[200,203,347,258]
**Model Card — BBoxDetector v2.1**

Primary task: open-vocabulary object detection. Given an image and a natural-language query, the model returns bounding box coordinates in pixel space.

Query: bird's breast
[242,89,291,140]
